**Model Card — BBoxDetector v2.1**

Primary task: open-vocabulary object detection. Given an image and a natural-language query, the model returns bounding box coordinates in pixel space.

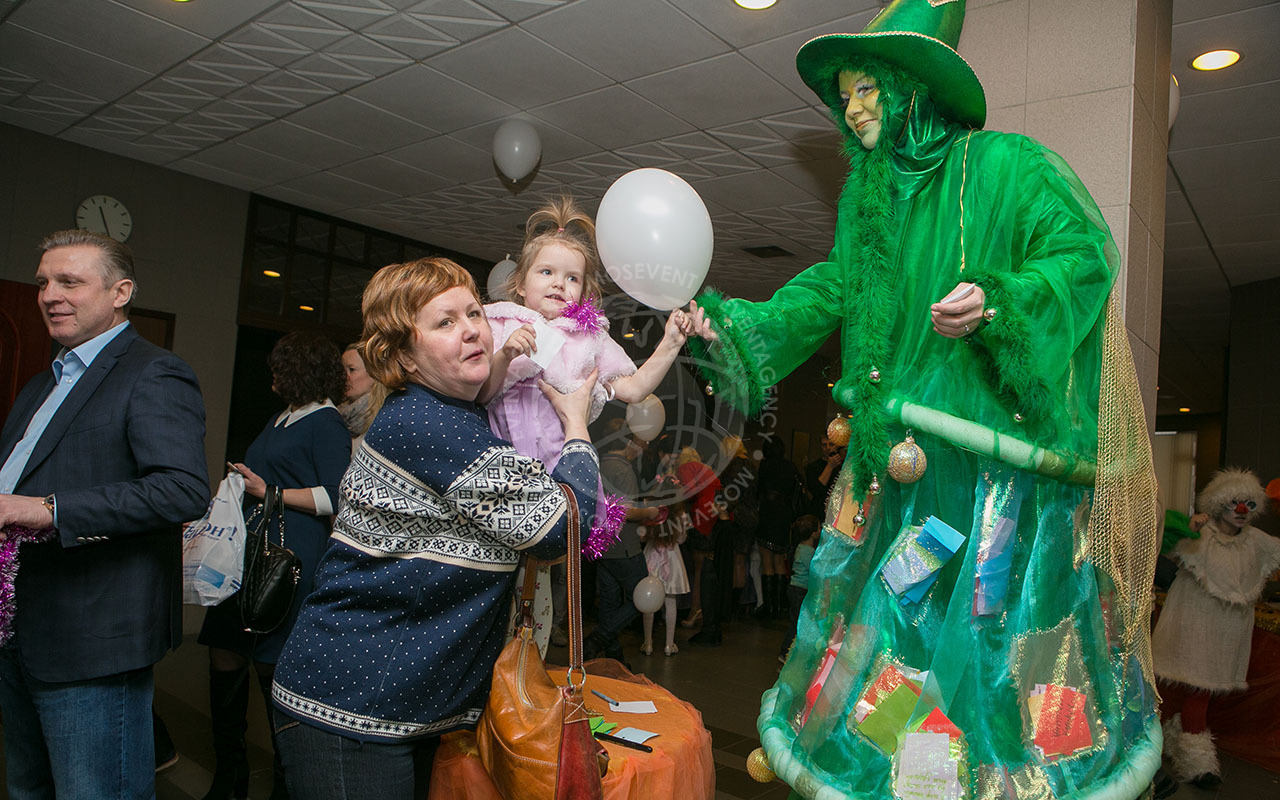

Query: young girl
[479,197,710,548]
[480,198,710,655]
[639,505,691,656]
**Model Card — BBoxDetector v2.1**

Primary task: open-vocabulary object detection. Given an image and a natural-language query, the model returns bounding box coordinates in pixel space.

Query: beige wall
[0,122,248,486]
[960,0,1173,427]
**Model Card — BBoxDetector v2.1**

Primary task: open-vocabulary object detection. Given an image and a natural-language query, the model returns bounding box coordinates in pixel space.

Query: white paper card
[894,732,962,800]
[528,320,565,370]
[613,727,659,744]
[608,700,658,714]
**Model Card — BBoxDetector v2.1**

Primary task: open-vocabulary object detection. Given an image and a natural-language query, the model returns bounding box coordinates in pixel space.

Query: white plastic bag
[182,471,247,606]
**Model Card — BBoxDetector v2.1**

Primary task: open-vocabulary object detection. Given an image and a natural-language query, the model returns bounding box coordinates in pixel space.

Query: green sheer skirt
[760,427,1160,799]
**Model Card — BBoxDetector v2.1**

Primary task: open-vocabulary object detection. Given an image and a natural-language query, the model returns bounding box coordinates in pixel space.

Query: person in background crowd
[198,331,350,800]
[270,258,599,800]
[804,435,845,517]
[752,438,802,619]
[338,342,378,445]
[0,229,209,799]
[779,515,821,665]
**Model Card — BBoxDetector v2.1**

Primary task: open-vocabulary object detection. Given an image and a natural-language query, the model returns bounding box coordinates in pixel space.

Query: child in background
[639,506,691,656]
[780,515,822,665]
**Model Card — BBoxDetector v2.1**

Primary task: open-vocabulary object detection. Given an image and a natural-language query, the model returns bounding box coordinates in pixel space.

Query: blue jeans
[0,646,154,800]
[275,717,439,800]
[590,554,647,656]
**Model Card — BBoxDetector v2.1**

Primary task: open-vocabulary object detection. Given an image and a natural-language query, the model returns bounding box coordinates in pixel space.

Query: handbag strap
[558,484,585,679]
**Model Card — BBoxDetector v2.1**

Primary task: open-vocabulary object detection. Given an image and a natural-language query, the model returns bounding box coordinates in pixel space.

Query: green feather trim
[687,288,769,416]
[835,137,899,493]
[962,268,1056,427]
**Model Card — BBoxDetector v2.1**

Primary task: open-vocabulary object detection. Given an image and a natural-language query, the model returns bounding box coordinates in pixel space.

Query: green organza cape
[690,85,1160,799]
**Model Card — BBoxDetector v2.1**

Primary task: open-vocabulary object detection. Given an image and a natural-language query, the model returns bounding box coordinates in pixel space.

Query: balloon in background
[625,394,666,442]
[596,168,713,310]
[487,256,517,301]
[492,120,542,182]
[632,575,665,614]
[1168,74,1180,132]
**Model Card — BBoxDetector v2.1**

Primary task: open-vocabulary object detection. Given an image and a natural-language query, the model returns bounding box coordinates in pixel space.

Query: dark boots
[256,670,290,800]
[203,669,250,800]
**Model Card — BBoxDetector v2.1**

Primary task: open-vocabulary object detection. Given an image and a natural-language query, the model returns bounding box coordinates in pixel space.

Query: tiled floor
[3,608,1278,799]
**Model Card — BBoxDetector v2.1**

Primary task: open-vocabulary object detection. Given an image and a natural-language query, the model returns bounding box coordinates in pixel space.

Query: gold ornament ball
[827,416,851,447]
[887,435,927,483]
[746,747,776,783]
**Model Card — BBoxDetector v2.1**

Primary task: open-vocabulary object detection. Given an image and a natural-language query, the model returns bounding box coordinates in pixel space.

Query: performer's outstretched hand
[930,282,986,338]
[685,300,718,342]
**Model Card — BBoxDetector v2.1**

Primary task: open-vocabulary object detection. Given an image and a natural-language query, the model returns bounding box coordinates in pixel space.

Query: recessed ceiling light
[1178,407,1191,413]
[622,331,634,339]
[735,0,777,9]
[299,305,315,312]
[1191,50,1240,71]
[262,269,281,278]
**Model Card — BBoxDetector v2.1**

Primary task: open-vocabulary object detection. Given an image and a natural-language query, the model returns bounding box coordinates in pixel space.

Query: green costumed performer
[686,1,1163,798]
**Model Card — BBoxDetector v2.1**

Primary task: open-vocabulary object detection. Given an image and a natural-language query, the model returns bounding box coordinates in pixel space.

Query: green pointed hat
[796,0,986,128]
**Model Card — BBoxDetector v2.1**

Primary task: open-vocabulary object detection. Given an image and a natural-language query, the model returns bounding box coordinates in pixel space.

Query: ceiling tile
[628,52,803,130]
[471,0,568,23]
[0,25,150,103]
[349,63,515,132]
[286,94,435,151]
[401,0,507,42]
[109,0,279,40]
[1172,3,1280,96]
[738,10,881,106]
[361,13,462,59]
[1169,138,1280,190]
[449,115,597,164]
[331,154,451,196]
[185,139,316,184]
[524,0,729,82]
[274,170,400,208]
[426,27,611,108]
[679,0,867,49]
[385,134,493,183]
[295,0,398,31]
[9,0,210,74]
[529,86,693,150]
[1169,80,1280,151]
[689,169,813,212]
[235,119,369,166]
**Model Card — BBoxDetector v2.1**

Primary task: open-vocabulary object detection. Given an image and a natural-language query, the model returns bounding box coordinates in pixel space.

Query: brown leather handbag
[477,484,608,800]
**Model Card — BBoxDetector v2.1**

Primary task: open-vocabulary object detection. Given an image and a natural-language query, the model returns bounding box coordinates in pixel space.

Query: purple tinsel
[582,495,626,561]
[559,298,605,335]
[0,525,56,647]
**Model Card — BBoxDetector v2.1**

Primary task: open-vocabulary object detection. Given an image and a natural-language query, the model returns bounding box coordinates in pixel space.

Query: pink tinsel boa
[582,495,626,561]
[559,299,605,335]
[0,525,57,646]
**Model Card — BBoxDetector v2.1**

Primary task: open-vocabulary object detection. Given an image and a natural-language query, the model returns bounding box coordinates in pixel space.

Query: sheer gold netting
[1086,291,1161,689]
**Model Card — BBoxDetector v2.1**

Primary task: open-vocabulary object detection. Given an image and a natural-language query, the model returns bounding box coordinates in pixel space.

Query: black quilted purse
[238,485,302,634]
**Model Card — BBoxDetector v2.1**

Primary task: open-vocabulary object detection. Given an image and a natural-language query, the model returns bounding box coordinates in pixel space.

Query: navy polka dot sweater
[271,383,598,741]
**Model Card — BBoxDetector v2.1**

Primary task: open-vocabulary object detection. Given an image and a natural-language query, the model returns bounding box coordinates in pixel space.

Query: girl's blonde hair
[504,196,604,304]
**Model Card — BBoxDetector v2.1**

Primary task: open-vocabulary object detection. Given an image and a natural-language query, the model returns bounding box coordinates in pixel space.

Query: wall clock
[75,195,133,242]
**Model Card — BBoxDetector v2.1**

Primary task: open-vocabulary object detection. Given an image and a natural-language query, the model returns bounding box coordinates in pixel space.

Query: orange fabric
[429,662,715,799]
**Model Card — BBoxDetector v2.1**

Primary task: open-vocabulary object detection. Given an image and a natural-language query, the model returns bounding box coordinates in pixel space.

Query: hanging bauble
[827,416,851,447]
[887,432,927,484]
[746,748,776,783]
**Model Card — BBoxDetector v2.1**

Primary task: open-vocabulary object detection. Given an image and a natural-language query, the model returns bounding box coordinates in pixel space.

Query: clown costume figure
[1152,468,1280,788]
[686,1,1164,797]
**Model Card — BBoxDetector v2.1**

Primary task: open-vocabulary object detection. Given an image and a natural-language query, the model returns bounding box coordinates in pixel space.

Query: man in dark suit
[0,230,209,799]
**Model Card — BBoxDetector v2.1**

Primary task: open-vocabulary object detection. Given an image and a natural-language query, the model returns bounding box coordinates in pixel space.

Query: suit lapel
[0,371,56,462]
[18,326,137,486]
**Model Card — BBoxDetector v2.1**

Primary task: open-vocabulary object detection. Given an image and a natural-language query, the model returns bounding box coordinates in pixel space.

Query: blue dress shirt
[0,322,131,496]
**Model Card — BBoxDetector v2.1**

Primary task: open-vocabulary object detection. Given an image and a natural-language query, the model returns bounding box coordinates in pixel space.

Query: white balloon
[1168,73,1180,132]
[492,119,542,182]
[625,394,666,442]
[596,168,713,311]
[487,257,517,301]
[632,575,666,614]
